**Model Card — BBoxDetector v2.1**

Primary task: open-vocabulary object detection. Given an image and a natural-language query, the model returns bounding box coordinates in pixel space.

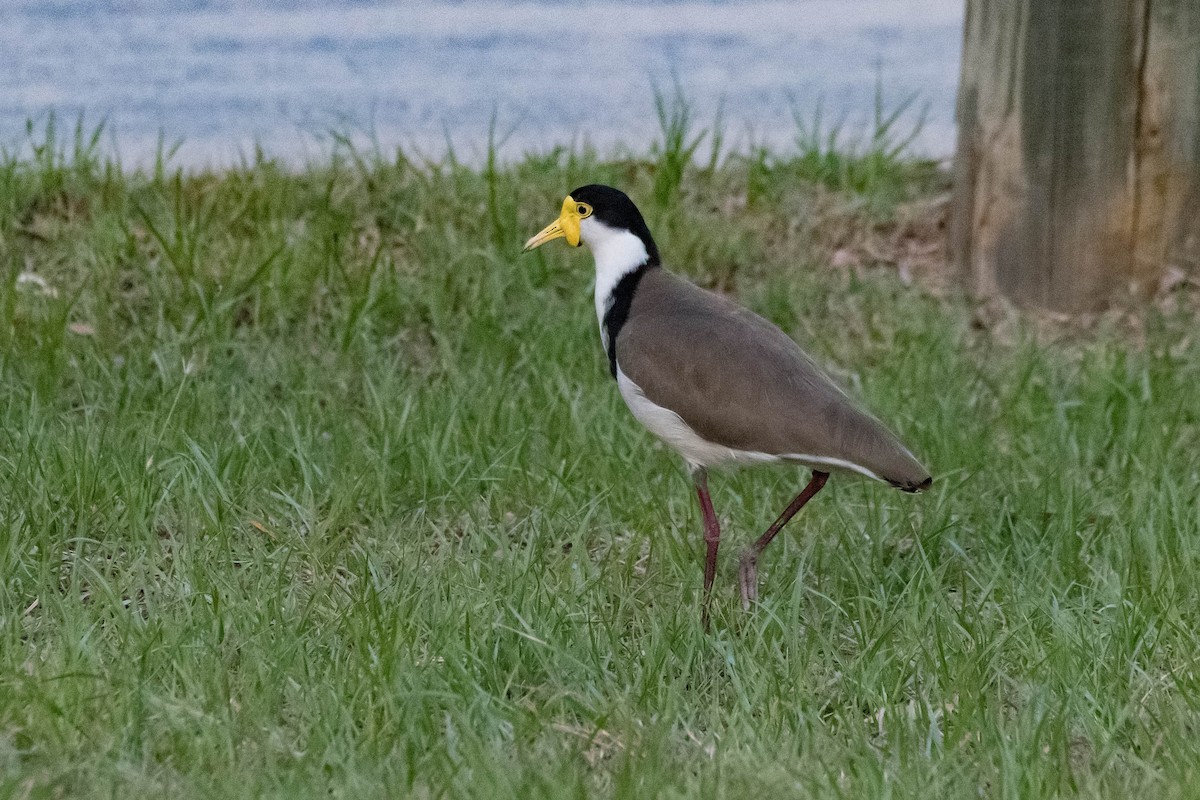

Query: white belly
[615,367,779,470]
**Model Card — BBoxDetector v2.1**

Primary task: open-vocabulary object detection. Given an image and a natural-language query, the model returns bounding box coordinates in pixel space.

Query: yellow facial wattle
[523,196,583,251]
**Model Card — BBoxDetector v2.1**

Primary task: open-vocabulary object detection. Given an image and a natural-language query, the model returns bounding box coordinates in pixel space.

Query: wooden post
[951,1,1200,312]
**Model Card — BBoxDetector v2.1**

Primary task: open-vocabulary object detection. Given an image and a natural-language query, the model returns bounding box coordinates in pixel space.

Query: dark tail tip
[890,474,933,494]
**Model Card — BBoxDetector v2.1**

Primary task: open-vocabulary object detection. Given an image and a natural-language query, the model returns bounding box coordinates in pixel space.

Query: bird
[523,185,931,627]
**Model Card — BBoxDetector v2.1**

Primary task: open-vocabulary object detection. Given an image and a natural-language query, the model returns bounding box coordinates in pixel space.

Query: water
[0,0,963,169]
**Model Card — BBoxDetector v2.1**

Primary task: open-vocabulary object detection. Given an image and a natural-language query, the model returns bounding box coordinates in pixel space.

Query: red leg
[739,471,829,609]
[693,468,720,630]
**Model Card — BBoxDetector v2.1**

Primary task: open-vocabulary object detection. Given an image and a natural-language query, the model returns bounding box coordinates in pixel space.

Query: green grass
[790,79,938,198]
[2,115,1200,799]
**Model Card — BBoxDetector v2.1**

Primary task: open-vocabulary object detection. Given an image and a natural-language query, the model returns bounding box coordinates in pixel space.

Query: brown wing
[615,269,931,490]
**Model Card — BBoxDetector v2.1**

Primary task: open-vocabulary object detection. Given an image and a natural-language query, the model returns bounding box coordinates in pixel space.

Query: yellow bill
[523,196,583,251]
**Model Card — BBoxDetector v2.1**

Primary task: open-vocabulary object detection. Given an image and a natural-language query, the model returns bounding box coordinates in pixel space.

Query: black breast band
[601,265,650,379]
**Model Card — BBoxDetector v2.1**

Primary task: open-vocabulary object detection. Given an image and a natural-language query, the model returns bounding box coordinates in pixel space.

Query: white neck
[582,219,651,334]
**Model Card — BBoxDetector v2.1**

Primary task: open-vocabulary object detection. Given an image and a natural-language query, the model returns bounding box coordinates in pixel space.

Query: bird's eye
[576,203,592,218]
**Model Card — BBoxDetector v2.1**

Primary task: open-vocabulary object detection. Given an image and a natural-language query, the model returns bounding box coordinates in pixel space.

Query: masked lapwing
[523,185,931,627]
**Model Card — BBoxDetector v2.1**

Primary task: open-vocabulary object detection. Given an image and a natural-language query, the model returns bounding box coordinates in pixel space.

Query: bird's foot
[738,550,759,610]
